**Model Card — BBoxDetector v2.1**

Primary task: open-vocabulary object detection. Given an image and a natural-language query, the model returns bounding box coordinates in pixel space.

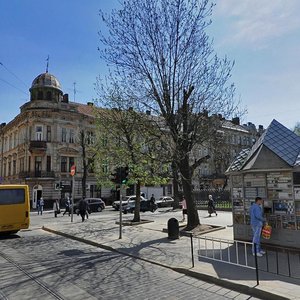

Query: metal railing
[193,235,300,284]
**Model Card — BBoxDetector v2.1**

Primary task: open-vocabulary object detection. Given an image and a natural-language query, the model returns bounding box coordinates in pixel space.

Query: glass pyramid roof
[227,119,300,172]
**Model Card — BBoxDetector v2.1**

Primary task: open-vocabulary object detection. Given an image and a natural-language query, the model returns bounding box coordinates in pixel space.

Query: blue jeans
[251,225,262,254]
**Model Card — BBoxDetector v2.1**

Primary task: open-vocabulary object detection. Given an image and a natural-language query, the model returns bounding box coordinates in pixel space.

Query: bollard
[167,218,179,239]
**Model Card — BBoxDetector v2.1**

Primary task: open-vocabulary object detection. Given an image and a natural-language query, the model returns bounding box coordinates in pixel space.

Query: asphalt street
[0,208,260,300]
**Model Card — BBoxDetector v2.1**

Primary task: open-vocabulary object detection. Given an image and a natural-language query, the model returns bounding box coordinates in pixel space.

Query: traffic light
[120,167,129,184]
[110,169,120,184]
[110,167,128,184]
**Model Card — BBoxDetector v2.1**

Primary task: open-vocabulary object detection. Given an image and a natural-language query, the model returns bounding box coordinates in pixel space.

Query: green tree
[98,0,241,229]
[94,89,169,222]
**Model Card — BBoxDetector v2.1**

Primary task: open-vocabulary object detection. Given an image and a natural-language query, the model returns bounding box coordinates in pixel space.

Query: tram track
[0,250,66,300]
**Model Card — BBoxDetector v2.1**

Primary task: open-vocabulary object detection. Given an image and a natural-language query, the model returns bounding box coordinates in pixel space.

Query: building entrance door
[33,184,42,209]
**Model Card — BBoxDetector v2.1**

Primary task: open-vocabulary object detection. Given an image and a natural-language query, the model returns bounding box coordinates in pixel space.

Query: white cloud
[214,0,300,47]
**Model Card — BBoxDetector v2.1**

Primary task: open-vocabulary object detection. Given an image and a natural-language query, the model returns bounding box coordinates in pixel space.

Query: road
[0,208,259,300]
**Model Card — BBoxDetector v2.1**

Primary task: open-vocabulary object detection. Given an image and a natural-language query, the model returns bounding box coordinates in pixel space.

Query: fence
[193,189,231,210]
[193,235,300,284]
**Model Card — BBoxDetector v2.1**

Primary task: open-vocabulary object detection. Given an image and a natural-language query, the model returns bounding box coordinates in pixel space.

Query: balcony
[19,171,55,179]
[29,140,47,153]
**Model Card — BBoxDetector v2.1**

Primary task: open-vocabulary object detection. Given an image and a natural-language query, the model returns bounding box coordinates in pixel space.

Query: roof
[226,119,300,173]
[75,103,95,117]
[221,120,249,133]
[30,72,62,91]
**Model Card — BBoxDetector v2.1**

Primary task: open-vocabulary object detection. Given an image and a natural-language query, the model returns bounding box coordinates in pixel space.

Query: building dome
[31,72,62,91]
[29,72,64,102]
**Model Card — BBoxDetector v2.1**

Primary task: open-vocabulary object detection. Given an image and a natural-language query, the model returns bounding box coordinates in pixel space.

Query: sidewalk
[41,210,300,300]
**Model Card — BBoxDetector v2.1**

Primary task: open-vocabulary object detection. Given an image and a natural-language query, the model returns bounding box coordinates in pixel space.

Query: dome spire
[46,55,49,73]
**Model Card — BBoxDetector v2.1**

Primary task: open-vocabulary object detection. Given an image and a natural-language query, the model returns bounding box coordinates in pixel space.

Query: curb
[42,226,290,300]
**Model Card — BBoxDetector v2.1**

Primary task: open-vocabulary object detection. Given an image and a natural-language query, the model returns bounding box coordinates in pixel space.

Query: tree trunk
[132,181,141,222]
[179,155,200,230]
[172,161,180,209]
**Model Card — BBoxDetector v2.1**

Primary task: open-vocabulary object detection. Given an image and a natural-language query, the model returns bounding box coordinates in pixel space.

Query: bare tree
[98,0,240,229]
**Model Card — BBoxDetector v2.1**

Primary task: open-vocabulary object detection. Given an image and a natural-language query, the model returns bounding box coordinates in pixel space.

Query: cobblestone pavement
[0,228,261,300]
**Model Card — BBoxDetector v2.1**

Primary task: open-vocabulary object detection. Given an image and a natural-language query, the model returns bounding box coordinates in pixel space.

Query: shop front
[226,120,300,249]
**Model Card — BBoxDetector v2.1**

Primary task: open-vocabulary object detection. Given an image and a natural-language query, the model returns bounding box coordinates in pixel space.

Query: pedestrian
[37,198,41,215]
[63,198,71,216]
[78,198,89,222]
[53,199,60,218]
[149,194,156,212]
[208,194,217,217]
[39,197,44,215]
[250,197,266,257]
[181,196,187,222]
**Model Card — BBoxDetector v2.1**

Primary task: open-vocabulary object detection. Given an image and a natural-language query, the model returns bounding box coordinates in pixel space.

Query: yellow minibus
[0,185,30,234]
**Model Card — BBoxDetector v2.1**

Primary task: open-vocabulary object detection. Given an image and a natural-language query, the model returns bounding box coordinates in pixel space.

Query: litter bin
[167,218,179,239]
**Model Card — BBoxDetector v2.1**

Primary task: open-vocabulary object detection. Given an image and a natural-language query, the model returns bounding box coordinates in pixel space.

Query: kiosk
[226,120,300,249]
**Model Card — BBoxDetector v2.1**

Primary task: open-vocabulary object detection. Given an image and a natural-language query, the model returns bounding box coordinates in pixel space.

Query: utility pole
[73,81,77,102]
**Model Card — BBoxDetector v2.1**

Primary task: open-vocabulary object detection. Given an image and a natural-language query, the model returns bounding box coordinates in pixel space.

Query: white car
[112,195,147,210]
[156,196,174,208]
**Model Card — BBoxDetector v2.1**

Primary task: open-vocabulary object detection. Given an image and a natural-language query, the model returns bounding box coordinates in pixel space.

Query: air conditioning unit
[54,183,60,190]
[86,183,90,190]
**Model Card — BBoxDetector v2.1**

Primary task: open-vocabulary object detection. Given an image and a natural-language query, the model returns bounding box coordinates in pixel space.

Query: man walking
[250,197,265,257]
[78,198,89,222]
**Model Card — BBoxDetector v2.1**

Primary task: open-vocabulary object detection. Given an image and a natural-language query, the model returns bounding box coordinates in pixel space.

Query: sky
[0,0,300,130]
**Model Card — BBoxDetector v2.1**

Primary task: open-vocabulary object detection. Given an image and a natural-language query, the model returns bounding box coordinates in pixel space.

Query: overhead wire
[0,61,28,89]
[0,77,28,96]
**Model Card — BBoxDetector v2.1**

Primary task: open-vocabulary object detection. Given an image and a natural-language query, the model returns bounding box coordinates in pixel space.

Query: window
[46,91,52,100]
[69,157,75,172]
[46,156,51,172]
[35,156,42,177]
[88,158,94,173]
[69,129,74,143]
[3,163,6,177]
[61,128,67,142]
[35,126,43,141]
[8,162,11,176]
[46,126,51,142]
[61,156,67,172]
[0,189,25,205]
[28,157,31,172]
[38,91,43,99]
[19,157,25,172]
[13,160,16,175]
[9,134,12,149]
[87,131,95,145]
[14,132,17,148]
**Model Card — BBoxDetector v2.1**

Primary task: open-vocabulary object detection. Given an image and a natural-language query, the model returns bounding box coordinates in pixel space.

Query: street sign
[70,165,76,176]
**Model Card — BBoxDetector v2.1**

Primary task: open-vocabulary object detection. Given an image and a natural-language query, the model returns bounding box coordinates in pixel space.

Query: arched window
[38,91,43,100]
[46,91,52,100]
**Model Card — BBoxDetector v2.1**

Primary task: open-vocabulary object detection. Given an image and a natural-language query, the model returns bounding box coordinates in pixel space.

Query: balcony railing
[19,171,55,179]
[29,140,47,152]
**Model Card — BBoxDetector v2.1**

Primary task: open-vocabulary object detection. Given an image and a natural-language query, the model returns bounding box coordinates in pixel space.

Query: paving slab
[41,210,300,300]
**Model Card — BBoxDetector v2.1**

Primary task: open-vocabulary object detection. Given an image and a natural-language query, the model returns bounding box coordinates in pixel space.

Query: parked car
[72,198,105,214]
[156,196,174,208]
[112,195,147,210]
[122,199,157,214]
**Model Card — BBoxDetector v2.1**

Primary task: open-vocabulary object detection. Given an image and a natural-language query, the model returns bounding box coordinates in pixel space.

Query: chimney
[63,94,69,103]
[232,117,240,125]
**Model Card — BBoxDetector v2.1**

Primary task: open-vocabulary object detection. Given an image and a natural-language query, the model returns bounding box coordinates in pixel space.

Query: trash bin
[167,218,179,239]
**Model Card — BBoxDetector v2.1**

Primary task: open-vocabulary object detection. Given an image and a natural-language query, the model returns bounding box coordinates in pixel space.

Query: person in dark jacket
[78,199,89,222]
[208,194,217,217]
[63,198,71,216]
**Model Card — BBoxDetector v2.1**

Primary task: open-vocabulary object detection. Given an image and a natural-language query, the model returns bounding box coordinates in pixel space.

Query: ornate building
[0,72,101,208]
[0,71,263,207]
